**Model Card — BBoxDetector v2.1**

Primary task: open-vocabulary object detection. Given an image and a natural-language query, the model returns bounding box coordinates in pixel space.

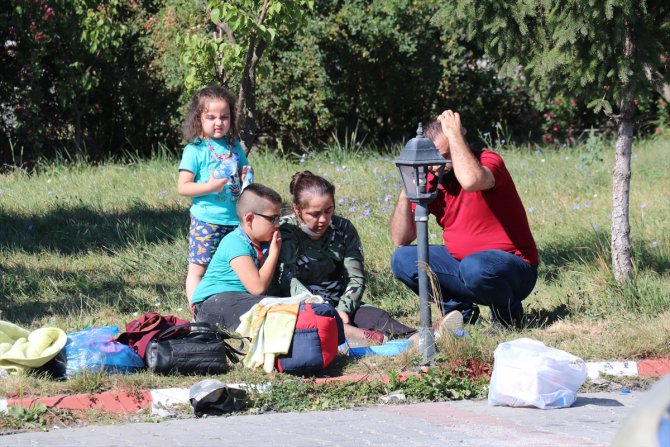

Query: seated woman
[269,171,417,345]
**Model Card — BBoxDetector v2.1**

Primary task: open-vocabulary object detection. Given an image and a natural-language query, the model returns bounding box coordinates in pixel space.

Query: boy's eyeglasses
[253,212,280,225]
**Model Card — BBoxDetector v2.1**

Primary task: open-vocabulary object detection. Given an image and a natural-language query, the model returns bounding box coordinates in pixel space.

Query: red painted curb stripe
[5,359,668,414]
[7,390,153,414]
[637,359,670,377]
[313,368,431,385]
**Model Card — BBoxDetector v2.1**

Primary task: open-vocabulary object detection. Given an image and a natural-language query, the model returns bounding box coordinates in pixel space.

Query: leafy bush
[0,0,181,164]
[540,95,612,146]
[257,0,541,149]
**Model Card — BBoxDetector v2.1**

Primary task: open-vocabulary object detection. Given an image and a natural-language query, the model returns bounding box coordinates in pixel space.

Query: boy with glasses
[193,183,283,330]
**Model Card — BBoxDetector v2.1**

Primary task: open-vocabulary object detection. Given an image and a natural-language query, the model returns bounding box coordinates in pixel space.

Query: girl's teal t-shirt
[178,138,249,225]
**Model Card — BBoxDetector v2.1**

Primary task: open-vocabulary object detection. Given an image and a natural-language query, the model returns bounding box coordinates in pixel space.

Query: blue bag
[64,325,144,377]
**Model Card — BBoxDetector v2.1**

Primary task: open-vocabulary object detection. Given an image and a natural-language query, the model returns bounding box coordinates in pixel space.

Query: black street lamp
[393,123,448,361]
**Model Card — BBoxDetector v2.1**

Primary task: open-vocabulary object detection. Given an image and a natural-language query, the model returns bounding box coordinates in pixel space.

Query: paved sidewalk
[0,390,642,447]
[2,358,668,416]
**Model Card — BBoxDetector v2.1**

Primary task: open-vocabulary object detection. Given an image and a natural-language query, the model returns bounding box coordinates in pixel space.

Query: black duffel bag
[145,322,245,375]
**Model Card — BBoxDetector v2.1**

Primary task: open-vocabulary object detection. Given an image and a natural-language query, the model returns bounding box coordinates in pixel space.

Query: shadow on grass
[524,304,572,329]
[538,231,670,282]
[0,264,177,325]
[0,204,188,255]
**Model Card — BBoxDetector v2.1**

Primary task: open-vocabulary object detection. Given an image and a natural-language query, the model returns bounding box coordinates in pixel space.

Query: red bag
[275,302,345,374]
[116,312,189,360]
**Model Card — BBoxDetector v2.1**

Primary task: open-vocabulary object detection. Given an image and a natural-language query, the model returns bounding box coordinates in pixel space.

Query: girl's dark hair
[289,171,335,209]
[182,86,238,145]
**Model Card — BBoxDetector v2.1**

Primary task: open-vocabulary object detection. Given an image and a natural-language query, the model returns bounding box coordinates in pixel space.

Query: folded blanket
[0,321,67,375]
[0,320,30,345]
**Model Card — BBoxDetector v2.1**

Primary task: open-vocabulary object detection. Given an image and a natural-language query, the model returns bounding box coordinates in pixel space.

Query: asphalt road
[0,390,645,447]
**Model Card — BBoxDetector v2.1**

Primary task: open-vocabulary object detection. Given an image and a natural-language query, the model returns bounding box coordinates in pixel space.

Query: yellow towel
[0,321,67,375]
[0,320,30,346]
[237,293,324,373]
[238,302,300,372]
[262,303,300,354]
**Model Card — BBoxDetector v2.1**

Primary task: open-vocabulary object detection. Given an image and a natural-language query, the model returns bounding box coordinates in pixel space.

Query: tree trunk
[236,0,270,156]
[611,85,634,282]
[237,33,267,156]
[662,82,670,105]
[74,106,84,161]
[643,65,670,104]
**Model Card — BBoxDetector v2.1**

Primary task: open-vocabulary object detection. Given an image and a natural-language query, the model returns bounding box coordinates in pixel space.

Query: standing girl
[178,86,252,303]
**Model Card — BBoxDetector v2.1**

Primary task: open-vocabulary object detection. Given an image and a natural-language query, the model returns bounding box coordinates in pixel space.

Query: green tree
[173,0,314,153]
[439,0,670,282]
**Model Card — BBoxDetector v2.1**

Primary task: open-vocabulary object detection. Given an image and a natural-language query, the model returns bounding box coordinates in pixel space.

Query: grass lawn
[0,133,668,402]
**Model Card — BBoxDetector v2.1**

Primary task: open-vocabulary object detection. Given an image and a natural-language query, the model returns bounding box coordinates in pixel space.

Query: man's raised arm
[390,189,417,247]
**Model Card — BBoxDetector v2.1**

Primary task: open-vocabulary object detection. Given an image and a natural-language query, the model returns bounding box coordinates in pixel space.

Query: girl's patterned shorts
[188,216,236,265]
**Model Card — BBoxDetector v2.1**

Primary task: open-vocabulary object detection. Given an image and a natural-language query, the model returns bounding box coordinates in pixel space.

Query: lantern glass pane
[434,164,445,182]
[398,165,418,198]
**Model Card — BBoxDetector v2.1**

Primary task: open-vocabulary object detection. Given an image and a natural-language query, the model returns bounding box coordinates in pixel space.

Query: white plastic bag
[488,338,587,409]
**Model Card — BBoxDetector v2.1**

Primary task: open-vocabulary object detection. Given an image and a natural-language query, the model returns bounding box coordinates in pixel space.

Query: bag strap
[153,322,215,340]
[153,322,248,363]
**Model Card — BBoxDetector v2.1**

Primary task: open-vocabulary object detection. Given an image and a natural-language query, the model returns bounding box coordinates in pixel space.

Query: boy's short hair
[237,183,282,221]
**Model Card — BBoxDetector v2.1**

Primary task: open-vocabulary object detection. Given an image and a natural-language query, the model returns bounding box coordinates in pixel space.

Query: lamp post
[393,123,448,361]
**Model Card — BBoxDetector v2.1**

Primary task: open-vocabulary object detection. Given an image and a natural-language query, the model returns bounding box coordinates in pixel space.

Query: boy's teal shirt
[178,138,248,225]
[192,226,260,304]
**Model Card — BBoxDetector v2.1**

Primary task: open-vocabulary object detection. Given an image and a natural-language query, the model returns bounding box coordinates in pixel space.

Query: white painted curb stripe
[0,398,7,414]
[586,361,639,379]
[150,388,190,416]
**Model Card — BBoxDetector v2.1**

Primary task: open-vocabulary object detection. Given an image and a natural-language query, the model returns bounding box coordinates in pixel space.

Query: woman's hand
[337,310,351,325]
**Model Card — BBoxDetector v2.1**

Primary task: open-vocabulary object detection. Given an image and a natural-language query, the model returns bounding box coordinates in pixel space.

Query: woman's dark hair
[182,86,238,145]
[289,171,336,209]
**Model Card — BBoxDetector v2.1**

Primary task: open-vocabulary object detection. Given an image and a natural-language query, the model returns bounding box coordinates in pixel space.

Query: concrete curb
[1,358,668,416]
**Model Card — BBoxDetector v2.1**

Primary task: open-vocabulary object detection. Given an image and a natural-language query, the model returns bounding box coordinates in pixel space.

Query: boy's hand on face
[208,172,229,192]
[270,230,282,253]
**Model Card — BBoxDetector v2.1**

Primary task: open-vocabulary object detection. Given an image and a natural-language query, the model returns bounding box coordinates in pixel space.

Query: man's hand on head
[438,110,465,139]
